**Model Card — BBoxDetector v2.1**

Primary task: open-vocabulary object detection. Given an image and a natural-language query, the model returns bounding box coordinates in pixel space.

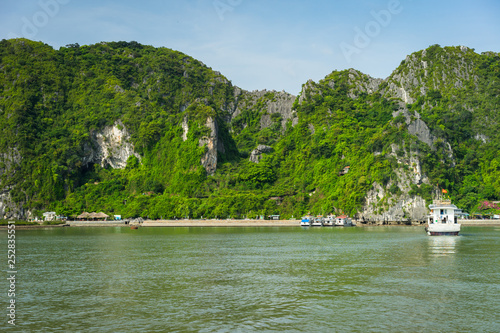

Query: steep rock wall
[82,120,140,169]
[199,116,224,175]
[0,148,24,219]
[231,89,297,130]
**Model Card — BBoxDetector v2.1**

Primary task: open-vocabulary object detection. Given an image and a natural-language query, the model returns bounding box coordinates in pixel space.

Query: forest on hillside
[0,39,499,220]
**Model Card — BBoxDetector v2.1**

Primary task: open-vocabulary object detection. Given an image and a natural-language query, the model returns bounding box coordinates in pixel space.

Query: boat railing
[432,199,452,205]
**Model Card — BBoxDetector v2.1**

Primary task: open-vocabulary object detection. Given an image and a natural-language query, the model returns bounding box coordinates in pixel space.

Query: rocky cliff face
[249,145,273,163]
[312,47,485,221]
[383,45,479,104]
[82,120,140,169]
[231,89,297,130]
[359,182,428,223]
[0,148,25,219]
[358,138,431,222]
[199,116,225,175]
[0,187,29,220]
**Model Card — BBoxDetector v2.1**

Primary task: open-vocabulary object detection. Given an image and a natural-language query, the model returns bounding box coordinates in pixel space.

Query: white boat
[425,199,461,236]
[335,215,354,226]
[300,216,311,227]
[311,216,323,226]
[323,215,335,226]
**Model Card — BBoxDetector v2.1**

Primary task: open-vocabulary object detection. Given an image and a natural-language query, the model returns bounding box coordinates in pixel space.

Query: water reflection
[428,236,458,257]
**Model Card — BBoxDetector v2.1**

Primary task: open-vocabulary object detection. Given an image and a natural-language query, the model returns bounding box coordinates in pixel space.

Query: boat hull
[425,224,460,236]
[427,231,459,236]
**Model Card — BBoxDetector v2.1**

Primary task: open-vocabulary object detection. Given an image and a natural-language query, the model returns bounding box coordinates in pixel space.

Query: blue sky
[1,0,499,94]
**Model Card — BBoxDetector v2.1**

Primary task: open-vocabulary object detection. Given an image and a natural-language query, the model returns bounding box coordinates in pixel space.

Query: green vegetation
[0,220,39,225]
[0,40,499,219]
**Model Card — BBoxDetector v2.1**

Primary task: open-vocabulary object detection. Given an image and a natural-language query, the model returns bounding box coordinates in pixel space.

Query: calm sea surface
[1,226,499,332]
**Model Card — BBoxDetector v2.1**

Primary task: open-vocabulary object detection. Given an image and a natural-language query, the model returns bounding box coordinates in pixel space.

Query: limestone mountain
[0,39,498,221]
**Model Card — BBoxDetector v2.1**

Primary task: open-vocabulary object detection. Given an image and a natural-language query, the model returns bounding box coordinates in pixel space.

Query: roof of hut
[77,212,90,219]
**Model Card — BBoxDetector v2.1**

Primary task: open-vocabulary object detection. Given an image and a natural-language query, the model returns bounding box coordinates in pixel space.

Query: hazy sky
[1,0,499,94]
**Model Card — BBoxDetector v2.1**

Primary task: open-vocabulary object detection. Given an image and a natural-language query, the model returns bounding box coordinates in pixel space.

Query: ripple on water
[1,226,499,332]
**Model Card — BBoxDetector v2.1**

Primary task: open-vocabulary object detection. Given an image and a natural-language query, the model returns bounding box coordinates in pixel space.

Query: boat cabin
[428,200,459,225]
[335,215,352,226]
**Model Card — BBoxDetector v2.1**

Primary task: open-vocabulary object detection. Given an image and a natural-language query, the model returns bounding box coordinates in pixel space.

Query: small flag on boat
[442,189,448,194]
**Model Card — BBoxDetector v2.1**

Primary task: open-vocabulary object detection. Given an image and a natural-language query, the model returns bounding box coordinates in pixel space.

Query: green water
[1,226,499,332]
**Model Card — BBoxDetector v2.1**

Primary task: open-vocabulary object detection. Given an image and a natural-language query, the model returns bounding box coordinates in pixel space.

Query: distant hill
[1,39,499,221]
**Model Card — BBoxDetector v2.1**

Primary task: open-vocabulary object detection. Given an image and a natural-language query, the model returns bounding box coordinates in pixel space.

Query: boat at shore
[301,216,312,226]
[425,199,461,236]
[301,214,355,227]
[323,214,335,226]
[311,216,323,227]
[335,215,354,227]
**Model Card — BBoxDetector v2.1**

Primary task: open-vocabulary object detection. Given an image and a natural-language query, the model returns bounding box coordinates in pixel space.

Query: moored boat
[335,215,354,227]
[323,214,335,226]
[311,216,323,227]
[425,199,460,236]
[300,216,312,227]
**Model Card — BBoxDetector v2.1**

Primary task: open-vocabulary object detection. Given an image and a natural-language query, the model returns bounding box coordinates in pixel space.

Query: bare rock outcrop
[199,116,225,175]
[0,148,25,219]
[359,181,429,223]
[382,46,479,104]
[83,120,140,169]
[231,89,297,130]
[346,69,383,99]
[0,187,28,220]
[359,143,432,222]
[249,145,273,163]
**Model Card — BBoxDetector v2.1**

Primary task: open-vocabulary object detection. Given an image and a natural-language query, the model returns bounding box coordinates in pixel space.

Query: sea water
[1,226,499,332]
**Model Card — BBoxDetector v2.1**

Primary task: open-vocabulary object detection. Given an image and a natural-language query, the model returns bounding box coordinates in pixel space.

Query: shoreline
[2,219,499,229]
[71,218,500,227]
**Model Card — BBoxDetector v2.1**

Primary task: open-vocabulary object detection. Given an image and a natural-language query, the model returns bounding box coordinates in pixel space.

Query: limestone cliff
[249,145,273,163]
[82,120,140,169]
[359,182,428,223]
[0,148,25,219]
[231,89,297,130]
[199,116,224,175]
[358,141,430,222]
[382,45,479,104]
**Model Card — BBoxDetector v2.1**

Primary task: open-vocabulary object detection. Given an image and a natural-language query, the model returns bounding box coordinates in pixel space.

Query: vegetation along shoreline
[2,219,499,229]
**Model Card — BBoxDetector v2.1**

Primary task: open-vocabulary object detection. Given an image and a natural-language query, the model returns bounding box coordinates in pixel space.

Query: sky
[1,0,499,95]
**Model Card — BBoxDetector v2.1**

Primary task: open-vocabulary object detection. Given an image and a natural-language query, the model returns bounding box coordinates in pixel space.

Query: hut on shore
[77,212,109,221]
[93,212,109,221]
[77,212,91,220]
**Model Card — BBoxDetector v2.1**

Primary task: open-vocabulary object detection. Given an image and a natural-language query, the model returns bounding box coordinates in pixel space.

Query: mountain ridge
[1,39,499,221]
